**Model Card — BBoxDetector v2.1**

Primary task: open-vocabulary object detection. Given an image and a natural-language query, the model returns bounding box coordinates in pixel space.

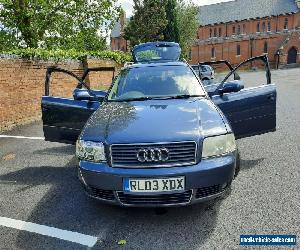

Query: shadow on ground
[0,156,224,250]
[33,145,75,156]
[240,158,265,171]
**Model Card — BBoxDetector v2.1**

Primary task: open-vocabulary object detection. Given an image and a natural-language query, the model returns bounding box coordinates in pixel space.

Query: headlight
[202,134,236,159]
[76,140,106,162]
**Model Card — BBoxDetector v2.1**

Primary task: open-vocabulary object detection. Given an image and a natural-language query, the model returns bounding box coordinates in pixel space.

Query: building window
[236,44,241,56]
[210,28,212,37]
[237,25,241,35]
[262,22,266,32]
[284,18,288,30]
[214,28,217,37]
[264,42,268,53]
[243,24,246,34]
[219,27,222,37]
[211,47,216,58]
[267,21,271,31]
[257,22,260,32]
[232,26,236,34]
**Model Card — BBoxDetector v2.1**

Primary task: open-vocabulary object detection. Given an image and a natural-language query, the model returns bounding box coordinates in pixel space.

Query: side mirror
[219,81,244,95]
[73,88,96,101]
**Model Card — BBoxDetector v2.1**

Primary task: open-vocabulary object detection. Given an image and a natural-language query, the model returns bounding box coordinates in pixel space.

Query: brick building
[111,0,300,68]
[191,0,300,68]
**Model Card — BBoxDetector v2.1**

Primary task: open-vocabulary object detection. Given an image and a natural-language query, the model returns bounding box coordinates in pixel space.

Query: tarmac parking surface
[0,68,299,249]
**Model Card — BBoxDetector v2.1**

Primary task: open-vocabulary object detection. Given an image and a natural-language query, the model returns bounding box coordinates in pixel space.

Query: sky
[118,0,233,17]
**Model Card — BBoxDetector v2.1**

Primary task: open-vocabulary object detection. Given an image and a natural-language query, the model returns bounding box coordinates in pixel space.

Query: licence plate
[123,177,185,193]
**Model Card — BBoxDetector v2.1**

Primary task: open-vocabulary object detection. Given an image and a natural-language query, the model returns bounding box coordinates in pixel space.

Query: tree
[0,27,18,50]
[0,0,121,49]
[163,0,180,42]
[124,0,198,59]
[176,0,198,58]
[124,0,168,47]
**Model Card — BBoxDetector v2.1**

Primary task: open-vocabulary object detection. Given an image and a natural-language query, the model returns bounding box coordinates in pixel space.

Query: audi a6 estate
[41,42,277,207]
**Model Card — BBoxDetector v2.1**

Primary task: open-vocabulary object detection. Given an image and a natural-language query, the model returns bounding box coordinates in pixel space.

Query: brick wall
[0,57,121,132]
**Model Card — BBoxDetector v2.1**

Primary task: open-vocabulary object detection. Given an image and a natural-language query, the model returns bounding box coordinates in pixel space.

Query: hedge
[0,48,132,64]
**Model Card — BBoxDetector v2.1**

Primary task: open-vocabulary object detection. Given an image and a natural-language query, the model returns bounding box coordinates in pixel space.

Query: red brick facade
[0,58,121,132]
[190,12,300,68]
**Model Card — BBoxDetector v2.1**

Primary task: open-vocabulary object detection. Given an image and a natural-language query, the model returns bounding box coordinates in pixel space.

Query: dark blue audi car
[41,42,276,207]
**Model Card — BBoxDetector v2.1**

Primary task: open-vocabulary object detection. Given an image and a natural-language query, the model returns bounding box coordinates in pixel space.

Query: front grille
[195,185,221,199]
[117,190,192,205]
[88,186,115,201]
[110,142,197,168]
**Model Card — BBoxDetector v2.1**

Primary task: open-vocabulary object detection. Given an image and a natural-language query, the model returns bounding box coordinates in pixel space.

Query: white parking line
[0,135,44,140]
[0,217,98,247]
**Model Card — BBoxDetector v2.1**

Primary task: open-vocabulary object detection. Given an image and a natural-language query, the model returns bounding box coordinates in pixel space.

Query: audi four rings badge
[137,148,169,162]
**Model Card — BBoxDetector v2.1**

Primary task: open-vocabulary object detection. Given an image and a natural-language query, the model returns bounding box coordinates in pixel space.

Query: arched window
[210,28,212,37]
[237,25,241,35]
[219,27,222,37]
[237,44,241,56]
[262,22,266,32]
[232,26,236,34]
[257,22,260,32]
[267,21,271,31]
[264,42,268,53]
[284,18,288,30]
[211,47,216,58]
[214,28,217,37]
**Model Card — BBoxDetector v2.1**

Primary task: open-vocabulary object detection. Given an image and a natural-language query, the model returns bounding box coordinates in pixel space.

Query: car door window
[220,56,270,89]
[199,61,234,86]
[211,55,276,139]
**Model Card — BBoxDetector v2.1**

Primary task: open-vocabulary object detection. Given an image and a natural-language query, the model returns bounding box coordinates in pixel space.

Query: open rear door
[210,55,276,139]
[42,67,103,144]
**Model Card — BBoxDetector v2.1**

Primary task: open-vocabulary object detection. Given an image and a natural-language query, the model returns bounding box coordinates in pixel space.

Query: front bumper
[78,153,236,207]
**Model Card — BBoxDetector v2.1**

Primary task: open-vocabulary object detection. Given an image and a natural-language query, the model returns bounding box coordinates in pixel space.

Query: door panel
[212,84,276,139]
[210,55,276,139]
[42,96,100,144]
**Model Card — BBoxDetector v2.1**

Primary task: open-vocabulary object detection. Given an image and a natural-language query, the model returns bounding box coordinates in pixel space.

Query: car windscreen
[107,65,205,101]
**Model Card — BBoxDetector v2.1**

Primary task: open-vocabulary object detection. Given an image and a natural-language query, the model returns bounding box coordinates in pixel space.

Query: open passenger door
[42,67,114,144]
[208,55,276,139]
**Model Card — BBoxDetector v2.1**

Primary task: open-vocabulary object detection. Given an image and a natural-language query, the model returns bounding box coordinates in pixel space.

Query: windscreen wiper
[110,96,157,102]
[161,94,204,99]
[109,95,204,102]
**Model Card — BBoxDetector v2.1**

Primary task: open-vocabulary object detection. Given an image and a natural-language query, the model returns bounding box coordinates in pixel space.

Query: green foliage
[124,0,198,59]
[0,0,121,49]
[124,0,168,47]
[0,29,18,50]
[0,48,132,64]
[177,0,198,59]
[135,49,159,61]
[163,0,180,42]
